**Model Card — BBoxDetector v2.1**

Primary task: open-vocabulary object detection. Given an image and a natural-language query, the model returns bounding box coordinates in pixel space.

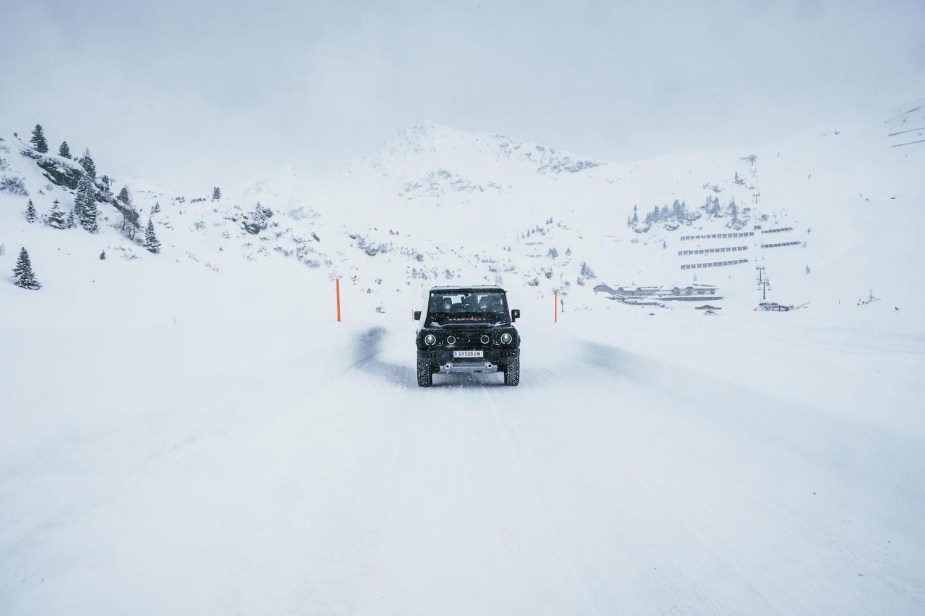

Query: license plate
[453,350,483,359]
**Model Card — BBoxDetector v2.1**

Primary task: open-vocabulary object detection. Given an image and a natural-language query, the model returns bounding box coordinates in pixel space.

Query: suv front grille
[445,332,491,346]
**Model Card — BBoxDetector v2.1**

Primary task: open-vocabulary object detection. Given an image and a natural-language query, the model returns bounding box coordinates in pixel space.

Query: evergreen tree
[46,199,67,229]
[631,205,639,225]
[76,174,98,232]
[30,125,48,153]
[79,149,96,179]
[100,250,106,260]
[242,202,271,234]
[145,218,161,253]
[728,200,739,225]
[58,141,71,158]
[212,186,222,201]
[12,247,41,289]
[65,209,76,229]
[116,187,138,238]
[151,201,161,214]
[25,199,36,223]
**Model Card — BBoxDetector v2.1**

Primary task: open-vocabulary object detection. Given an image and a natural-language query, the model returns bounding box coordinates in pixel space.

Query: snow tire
[417,360,433,387]
[503,358,520,386]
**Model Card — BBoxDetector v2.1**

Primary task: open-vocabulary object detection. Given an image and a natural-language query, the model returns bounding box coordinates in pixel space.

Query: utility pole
[756,266,771,301]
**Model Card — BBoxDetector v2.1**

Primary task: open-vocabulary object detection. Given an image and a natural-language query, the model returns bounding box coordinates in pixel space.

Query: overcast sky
[1,0,923,194]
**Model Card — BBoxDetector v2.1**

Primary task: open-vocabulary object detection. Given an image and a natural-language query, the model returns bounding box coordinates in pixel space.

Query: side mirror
[511,309,520,322]
[413,310,422,321]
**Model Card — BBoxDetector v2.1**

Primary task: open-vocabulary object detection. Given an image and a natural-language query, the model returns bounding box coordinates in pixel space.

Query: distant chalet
[594,283,723,303]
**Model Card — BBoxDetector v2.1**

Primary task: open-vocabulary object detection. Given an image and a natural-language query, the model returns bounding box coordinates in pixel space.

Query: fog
[1,0,922,194]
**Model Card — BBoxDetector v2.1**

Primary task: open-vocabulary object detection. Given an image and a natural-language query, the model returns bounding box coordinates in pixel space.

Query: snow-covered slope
[2,103,924,615]
[4,102,924,324]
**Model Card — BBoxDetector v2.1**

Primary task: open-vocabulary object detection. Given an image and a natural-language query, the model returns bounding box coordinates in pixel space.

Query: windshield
[427,290,509,324]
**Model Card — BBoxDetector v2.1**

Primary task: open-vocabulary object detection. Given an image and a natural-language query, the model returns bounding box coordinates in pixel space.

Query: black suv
[414,286,521,387]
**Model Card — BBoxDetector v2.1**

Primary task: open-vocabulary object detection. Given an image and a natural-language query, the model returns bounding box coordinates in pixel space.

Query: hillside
[3,102,924,326]
[2,105,925,615]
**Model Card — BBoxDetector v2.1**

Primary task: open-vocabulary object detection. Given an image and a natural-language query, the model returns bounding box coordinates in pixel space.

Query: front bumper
[418,348,519,373]
[439,361,499,374]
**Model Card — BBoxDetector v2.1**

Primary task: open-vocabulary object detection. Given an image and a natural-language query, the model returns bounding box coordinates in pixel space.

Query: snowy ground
[3,298,923,615]
[3,104,925,613]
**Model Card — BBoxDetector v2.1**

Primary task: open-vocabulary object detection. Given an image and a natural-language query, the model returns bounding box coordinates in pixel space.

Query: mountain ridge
[2,101,924,327]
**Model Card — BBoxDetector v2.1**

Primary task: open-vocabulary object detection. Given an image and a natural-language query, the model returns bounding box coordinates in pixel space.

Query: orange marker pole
[554,289,558,323]
[336,278,342,322]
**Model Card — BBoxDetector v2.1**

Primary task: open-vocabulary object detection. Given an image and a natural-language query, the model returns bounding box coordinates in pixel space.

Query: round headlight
[446,335,456,345]
[424,334,436,346]
[480,334,490,345]
[500,333,513,345]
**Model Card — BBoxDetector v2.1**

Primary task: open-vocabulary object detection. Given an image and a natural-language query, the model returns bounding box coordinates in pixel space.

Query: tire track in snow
[507,343,748,615]
[569,339,813,614]
[480,383,601,615]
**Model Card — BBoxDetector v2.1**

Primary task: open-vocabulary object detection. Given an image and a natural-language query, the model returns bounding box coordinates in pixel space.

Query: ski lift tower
[756,265,771,301]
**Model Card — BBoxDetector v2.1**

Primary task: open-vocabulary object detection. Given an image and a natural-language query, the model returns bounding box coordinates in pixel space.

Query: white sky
[1,0,923,194]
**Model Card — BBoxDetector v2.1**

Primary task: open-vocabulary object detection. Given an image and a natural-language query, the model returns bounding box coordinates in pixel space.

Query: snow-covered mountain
[3,104,925,615]
[4,101,922,326]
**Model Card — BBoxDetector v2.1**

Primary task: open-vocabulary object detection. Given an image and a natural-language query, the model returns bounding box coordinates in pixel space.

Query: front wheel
[417,360,433,387]
[503,358,520,386]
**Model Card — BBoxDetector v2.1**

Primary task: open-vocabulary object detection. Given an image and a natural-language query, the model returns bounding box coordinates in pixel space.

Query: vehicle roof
[428,286,507,292]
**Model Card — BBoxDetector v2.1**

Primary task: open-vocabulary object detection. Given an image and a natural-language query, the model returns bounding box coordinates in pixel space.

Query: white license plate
[453,350,483,359]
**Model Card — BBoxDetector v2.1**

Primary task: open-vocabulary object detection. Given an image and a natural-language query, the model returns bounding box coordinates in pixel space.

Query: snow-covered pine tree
[115,186,139,237]
[76,174,98,232]
[151,201,161,214]
[79,149,96,179]
[212,186,221,201]
[58,141,71,158]
[46,199,67,229]
[25,199,36,222]
[727,200,739,227]
[145,218,161,253]
[30,125,48,153]
[66,210,76,229]
[243,202,271,234]
[12,247,41,289]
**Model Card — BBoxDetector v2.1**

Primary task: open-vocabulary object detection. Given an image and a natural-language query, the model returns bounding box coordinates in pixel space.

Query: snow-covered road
[2,314,924,615]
